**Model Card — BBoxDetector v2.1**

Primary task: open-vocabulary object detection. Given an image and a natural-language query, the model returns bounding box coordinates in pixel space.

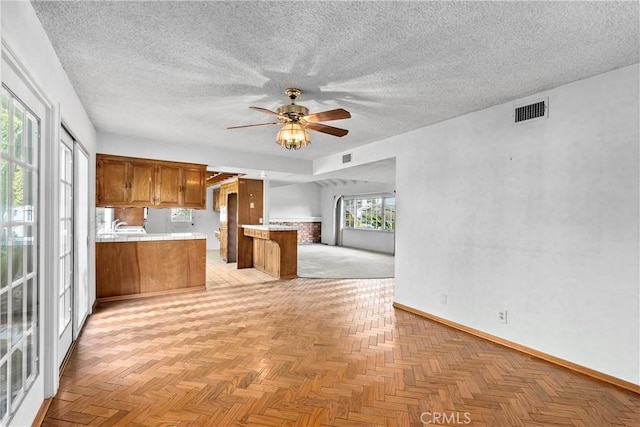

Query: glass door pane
[57,137,73,368]
[0,86,39,424]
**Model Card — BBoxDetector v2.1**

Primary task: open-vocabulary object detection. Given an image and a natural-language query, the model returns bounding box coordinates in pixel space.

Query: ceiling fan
[227,88,351,150]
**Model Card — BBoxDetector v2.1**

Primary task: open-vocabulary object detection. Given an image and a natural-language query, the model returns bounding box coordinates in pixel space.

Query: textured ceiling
[31,1,639,164]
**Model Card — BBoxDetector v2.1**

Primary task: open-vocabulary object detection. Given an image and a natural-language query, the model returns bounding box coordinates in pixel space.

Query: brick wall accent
[269,221,321,244]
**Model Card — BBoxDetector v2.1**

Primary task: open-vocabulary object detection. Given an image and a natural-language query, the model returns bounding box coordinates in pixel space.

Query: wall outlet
[498,310,508,324]
[441,294,447,305]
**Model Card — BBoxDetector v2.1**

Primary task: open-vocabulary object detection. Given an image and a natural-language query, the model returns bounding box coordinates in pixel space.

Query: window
[0,87,39,423]
[170,208,192,222]
[344,195,395,231]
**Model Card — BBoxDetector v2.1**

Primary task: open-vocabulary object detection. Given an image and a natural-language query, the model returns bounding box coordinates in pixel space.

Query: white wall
[1,1,98,425]
[146,187,220,250]
[341,228,395,254]
[394,64,639,386]
[269,182,321,221]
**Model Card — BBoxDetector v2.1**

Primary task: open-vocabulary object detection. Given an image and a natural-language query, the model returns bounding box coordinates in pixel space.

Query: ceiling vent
[342,153,352,164]
[513,98,548,124]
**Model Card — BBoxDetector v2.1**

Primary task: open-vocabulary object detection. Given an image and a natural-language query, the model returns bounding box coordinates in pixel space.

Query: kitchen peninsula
[242,225,298,279]
[96,232,206,300]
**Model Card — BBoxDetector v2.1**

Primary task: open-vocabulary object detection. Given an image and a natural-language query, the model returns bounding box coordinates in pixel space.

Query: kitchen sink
[113,226,147,234]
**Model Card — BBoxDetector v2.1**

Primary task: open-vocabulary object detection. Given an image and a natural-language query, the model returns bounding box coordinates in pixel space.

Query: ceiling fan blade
[305,108,351,123]
[227,122,280,130]
[305,122,349,137]
[249,106,284,118]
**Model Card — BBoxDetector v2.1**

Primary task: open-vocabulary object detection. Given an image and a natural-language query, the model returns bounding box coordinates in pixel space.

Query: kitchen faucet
[111,219,127,232]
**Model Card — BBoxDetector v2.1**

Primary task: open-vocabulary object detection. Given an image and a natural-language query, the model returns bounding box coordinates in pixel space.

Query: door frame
[72,139,90,338]
[2,43,60,421]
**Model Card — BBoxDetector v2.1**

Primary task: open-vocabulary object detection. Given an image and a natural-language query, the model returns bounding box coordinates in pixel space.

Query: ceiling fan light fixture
[275,122,310,150]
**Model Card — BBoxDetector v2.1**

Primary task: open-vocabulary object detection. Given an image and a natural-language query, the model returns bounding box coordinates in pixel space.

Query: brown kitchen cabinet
[96,157,148,205]
[217,178,263,265]
[96,238,206,300]
[243,226,297,279]
[129,161,156,205]
[96,154,207,209]
[154,163,182,207]
[181,166,207,208]
[212,188,221,212]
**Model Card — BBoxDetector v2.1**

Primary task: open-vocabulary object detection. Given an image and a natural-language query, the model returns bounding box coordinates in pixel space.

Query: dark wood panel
[114,207,144,226]
[218,178,264,267]
[212,188,220,211]
[155,164,181,207]
[253,238,264,270]
[128,161,155,205]
[236,231,254,269]
[264,240,280,277]
[219,225,228,259]
[245,229,297,279]
[96,154,206,209]
[187,239,206,287]
[182,167,206,208]
[237,178,264,225]
[227,193,238,263]
[96,159,129,206]
[95,242,140,297]
[96,239,205,299]
[137,241,188,293]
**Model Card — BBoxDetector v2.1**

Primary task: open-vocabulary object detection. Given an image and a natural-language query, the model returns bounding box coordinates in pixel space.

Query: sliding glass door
[58,133,73,367]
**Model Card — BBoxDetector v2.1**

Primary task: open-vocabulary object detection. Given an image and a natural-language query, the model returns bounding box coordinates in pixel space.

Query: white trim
[2,35,60,417]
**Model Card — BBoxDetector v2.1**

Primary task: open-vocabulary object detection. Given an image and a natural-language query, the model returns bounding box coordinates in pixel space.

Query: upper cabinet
[96,154,207,209]
[181,166,207,208]
[155,163,182,207]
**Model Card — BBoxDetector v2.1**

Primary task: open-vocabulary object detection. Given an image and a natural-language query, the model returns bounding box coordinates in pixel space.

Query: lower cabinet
[253,238,265,270]
[264,240,281,278]
[244,227,296,279]
[96,239,206,299]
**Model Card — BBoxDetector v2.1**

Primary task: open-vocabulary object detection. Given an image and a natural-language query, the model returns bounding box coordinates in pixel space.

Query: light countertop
[241,225,298,231]
[96,232,207,242]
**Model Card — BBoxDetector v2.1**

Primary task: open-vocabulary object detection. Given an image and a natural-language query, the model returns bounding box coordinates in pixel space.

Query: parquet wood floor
[41,260,640,426]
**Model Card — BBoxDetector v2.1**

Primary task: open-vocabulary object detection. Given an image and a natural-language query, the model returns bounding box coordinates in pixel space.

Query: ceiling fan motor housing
[277,104,309,120]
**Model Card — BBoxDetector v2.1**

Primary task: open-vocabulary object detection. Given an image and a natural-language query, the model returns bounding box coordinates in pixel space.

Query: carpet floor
[297,243,394,279]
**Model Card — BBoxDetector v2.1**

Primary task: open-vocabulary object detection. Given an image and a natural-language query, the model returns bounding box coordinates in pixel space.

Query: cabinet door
[213,188,220,211]
[128,162,155,205]
[96,242,140,297]
[265,240,280,277]
[219,225,228,259]
[96,158,129,206]
[181,167,206,209]
[253,238,265,270]
[155,164,181,207]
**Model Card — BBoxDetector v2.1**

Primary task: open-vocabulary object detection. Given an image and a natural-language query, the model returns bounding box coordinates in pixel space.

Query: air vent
[342,153,352,164]
[514,99,548,124]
